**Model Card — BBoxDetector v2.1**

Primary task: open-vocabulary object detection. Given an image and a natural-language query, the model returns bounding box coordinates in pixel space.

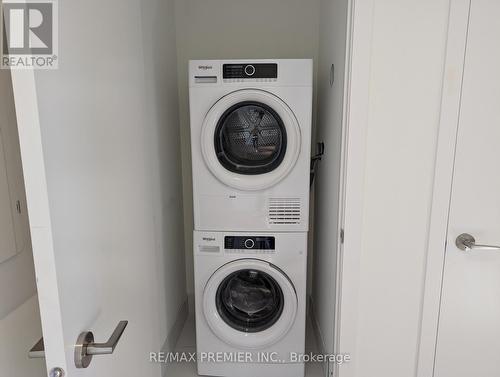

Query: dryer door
[201,90,301,191]
[203,259,298,349]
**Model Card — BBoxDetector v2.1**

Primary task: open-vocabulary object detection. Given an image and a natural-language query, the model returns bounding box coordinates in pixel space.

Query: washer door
[203,259,298,349]
[201,90,301,191]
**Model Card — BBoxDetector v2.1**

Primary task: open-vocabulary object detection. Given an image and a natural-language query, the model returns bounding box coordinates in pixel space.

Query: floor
[163,314,325,377]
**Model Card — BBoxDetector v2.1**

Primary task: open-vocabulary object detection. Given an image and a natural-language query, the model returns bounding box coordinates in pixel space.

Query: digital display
[224,236,275,250]
[223,63,278,79]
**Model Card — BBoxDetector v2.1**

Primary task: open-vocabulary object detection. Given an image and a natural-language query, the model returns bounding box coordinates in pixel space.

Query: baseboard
[161,297,189,353]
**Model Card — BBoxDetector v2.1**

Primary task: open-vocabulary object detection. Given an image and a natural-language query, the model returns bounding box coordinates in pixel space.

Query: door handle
[75,320,128,368]
[28,321,128,367]
[455,233,500,251]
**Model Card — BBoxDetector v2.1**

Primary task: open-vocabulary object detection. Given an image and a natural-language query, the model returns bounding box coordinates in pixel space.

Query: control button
[244,65,256,76]
[244,239,255,249]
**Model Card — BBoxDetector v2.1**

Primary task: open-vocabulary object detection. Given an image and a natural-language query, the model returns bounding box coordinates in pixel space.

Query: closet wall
[173,0,322,295]
[312,0,350,360]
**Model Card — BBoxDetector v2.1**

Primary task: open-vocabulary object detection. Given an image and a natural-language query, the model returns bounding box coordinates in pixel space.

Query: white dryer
[193,230,307,377]
[189,59,312,232]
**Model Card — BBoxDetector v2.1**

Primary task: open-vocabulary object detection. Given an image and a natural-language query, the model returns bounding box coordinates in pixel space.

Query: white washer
[189,59,312,232]
[194,231,307,377]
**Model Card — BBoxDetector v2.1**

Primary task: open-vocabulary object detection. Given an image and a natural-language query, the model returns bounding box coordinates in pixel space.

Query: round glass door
[214,102,287,175]
[216,269,284,333]
[203,259,297,349]
[201,89,301,191]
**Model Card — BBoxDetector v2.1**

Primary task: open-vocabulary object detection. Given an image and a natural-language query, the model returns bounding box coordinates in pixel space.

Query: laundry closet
[3,0,455,377]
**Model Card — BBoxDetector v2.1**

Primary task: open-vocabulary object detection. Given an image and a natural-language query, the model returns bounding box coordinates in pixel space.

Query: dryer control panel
[224,236,275,250]
[223,63,278,79]
[189,59,312,87]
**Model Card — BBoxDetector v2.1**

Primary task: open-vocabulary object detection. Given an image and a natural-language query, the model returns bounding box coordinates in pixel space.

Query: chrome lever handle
[86,320,128,355]
[456,233,500,251]
[75,320,128,368]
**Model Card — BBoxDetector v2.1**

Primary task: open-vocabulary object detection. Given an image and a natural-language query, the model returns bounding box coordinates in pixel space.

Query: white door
[434,1,500,375]
[8,1,183,377]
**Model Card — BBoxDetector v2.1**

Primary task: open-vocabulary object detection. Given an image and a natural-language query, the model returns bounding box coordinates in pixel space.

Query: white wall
[173,0,321,294]
[339,1,450,376]
[0,66,44,376]
[140,0,187,346]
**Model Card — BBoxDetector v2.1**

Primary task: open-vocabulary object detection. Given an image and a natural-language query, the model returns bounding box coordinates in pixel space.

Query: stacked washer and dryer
[189,59,312,377]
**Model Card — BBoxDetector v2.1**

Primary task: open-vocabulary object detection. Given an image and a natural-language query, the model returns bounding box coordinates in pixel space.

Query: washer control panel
[224,236,275,251]
[223,63,278,80]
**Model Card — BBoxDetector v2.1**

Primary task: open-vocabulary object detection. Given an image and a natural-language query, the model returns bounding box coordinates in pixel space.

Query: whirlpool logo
[1,0,58,69]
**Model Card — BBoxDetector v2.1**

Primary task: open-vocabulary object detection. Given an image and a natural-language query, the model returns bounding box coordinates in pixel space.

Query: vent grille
[268,198,301,225]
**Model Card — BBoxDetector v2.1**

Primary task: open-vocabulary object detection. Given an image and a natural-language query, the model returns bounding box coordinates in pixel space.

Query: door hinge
[340,228,345,244]
[15,200,21,214]
[327,360,335,377]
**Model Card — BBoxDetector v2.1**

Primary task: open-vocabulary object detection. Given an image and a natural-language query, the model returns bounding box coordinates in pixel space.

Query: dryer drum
[216,269,285,333]
[214,101,288,175]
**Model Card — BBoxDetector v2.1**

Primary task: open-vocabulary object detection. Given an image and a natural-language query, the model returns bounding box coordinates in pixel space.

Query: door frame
[416,1,471,376]
[334,0,374,376]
